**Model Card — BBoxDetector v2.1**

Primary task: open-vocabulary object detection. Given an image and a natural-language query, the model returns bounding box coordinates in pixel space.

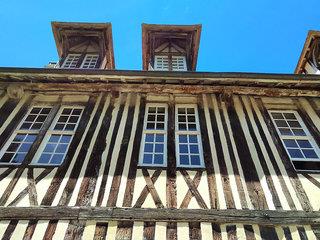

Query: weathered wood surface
[0,207,320,225]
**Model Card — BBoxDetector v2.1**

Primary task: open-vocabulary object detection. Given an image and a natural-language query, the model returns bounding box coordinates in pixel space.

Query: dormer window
[61,53,100,69]
[81,54,99,69]
[142,24,201,72]
[154,55,187,71]
[51,22,115,70]
[61,54,81,68]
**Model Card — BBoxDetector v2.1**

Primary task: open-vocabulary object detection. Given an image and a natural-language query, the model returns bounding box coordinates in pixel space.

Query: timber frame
[0,207,319,226]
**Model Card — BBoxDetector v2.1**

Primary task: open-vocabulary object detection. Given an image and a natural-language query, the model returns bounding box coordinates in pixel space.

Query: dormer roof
[295,30,320,74]
[142,24,201,71]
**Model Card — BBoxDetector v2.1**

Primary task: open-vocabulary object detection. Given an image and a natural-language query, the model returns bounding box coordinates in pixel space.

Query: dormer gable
[295,30,320,74]
[142,24,201,71]
[51,22,115,70]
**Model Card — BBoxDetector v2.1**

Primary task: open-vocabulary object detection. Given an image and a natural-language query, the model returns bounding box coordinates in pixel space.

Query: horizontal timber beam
[0,207,320,226]
[6,83,320,97]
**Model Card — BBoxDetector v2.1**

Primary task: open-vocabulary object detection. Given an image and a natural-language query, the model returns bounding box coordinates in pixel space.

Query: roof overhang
[0,67,319,92]
[295,30,320,74]
[142,24,202,71]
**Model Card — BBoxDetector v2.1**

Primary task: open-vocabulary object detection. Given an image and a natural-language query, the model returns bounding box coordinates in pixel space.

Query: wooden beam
[0,207,319,226]
[10,83,320,97]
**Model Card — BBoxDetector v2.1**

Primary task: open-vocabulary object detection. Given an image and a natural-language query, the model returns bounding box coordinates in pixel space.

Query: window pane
[143,154,152,164]
[154,154,163,164]
[180,155,189,165]
[283,139,298,148]
[145,134,154,142]
[190,155,200,166]
[302,149,318,159]
[297,140,312,148]
[288,149,304,158]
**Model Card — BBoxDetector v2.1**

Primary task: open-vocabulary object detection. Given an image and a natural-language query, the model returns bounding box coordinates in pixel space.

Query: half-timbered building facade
[0,22,319,240]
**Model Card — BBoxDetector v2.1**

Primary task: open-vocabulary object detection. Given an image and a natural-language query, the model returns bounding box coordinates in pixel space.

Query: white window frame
[175,104,205,168]
[80,54,99,69]
[0,105,53,165]
[154,55,169,71]
[31,105,84,166]
[171,56,187,71]
[61,54,81,68]
[138,103,168,167]
[269,110,320,171]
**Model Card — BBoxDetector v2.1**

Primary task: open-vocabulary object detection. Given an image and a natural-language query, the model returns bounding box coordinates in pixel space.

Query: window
[61,54,81,68]
[154,55,187,71]
[139,104,167,167]
[172,56,187,71]
[80,54,99,69]
[0,105,83,166]
[269,110,320,171]
[154,56,169,71]
[32,107,83,166]
[0,107,52,164]
[175,105,204,168]
[61,53,100,69]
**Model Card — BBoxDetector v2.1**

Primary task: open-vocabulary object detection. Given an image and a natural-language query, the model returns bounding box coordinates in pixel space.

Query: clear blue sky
[0,0,319,73]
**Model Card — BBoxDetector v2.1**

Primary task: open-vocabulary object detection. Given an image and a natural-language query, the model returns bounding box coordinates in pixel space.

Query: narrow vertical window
[172,56,187,71]
[0,107,52,164]
[61,54,81,68]
[139,104,167,167]
[80,54,99,69]
[154,56,169,71]
[32,106,83,166]
[269,110,320,171]
[175,105,204,168]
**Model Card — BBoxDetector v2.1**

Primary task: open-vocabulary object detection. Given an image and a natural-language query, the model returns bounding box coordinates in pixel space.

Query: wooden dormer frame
[295,30,320,74]
[142,24,202,71]
[51,22,115,70]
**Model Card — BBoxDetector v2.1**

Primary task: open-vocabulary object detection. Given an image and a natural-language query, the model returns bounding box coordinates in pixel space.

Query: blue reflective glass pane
[56,144,68,154]
[145,134,154,142]
[13,134,26,142]
[302,149,318,159]
[25,134,37,142]
[154,154,163,164]
[49,135,60,143]
[38,154,51,164]
[155,134,164,142]
[283,139,298,148]
[155,144,164,153]
[297,140,312,148]
[189,135,198,143]
[51,154,64,165]
[190,145,199,154]
[288,149,303,158]
[179,144,188,154]
[143,154,152,164]
[18,143,32,152]
[180,155,189,165]
[60,135,72,143]
[11,153,26,163]
[190,155,201,166]
[179,135,188,143]
[145,144,153,153]
[44,144,56,153]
